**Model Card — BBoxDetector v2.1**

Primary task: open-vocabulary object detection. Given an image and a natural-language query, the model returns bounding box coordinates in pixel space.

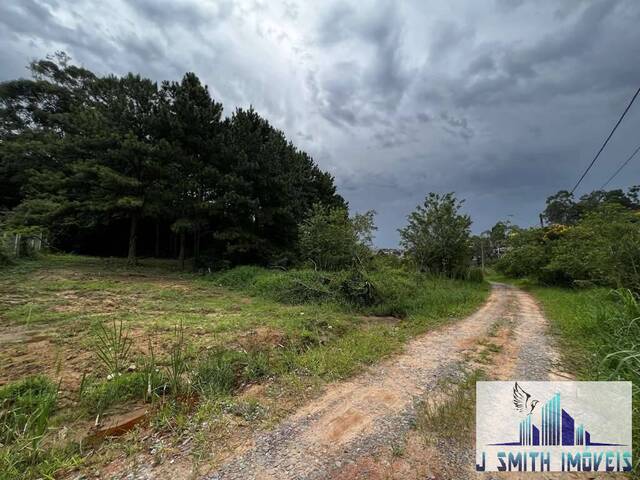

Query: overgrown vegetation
[399,192,473,278]
[0,376,81,480]
[298,204,376,271]
[0,254,489,478]
[530,286,640,474]
[496,188,640,290]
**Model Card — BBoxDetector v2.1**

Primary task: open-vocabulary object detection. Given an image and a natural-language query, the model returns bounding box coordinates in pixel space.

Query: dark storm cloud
[1,0,639,246]
[312,1,413,127]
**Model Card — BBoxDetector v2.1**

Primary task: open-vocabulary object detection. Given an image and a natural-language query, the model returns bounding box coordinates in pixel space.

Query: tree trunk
[154,220,160,258]
[178,231,186,270]
[128,213,138,264]
[192,226,200,271]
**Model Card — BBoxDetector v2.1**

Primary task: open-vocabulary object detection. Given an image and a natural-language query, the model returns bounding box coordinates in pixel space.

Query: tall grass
[533,286,640,475]
[0,376,76,480]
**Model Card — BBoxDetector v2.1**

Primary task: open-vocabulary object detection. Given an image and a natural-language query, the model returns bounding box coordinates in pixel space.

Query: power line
[570,86,640,194]
[600,144,640,189]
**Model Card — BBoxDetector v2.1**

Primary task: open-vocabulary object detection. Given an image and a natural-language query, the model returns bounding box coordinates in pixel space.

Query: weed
[531,286,640,476]
[93,319,132,377]
[244,350,271,381]
[0,376,57,445]
[166,321,190,396]
[80,372,149,417]
[191,350,243,397]
[418,370,484,444]
[390,441,405,457]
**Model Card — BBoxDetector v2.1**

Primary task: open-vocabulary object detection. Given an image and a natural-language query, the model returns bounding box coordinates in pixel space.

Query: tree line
[492,186,640,291]
[0,53,344,267]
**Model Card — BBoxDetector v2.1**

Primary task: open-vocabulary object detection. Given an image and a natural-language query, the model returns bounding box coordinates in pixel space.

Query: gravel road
[205,283,566,480]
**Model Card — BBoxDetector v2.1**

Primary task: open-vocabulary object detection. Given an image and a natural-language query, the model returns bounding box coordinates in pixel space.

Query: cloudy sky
[1,0,639,246]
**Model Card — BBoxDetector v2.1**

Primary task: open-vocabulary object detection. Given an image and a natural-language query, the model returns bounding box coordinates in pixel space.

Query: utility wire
[570,87,640,194]
[600,143,640,189]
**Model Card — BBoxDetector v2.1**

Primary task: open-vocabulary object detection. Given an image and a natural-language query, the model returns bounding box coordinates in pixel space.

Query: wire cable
[570,87,640,194]
[600,143,640,189]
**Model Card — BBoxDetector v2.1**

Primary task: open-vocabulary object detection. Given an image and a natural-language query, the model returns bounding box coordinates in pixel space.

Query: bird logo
[513,382,539,415]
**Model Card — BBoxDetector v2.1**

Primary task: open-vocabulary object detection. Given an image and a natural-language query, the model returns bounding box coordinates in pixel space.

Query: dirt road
[206,283,569,480]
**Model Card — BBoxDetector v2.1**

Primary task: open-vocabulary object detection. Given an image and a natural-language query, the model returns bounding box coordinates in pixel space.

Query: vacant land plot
[0,255,488,479]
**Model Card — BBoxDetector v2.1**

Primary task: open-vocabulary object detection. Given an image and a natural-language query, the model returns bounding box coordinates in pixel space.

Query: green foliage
[212,262,488,320]
[80,372,152,415]
[466,267,484,283]
[1,54,344,265]
[498,204,640,289]
[92,319,132,377]
[532,287,640,474]
[166,321,189,396]
[399,192,472,277]
[0,376,57,445]
[337,269,379,307]
[418,370,484,443]
[298,204,376,270]
[543,186,639,225]
[191,350,245,397]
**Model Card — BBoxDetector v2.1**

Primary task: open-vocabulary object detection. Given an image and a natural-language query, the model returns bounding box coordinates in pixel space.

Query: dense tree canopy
[543,187,639,225]
[0,53,344,266]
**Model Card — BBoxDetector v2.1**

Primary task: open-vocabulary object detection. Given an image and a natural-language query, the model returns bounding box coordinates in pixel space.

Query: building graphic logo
[476,381,632,472]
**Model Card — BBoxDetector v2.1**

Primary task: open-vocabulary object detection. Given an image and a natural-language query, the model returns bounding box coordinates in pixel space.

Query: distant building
[375,248,404,258]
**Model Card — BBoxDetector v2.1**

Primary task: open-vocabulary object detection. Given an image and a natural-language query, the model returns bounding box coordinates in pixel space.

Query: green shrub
[298,204,376,271]
[214,265,265,289]
[498,205,640,290]
[399,192,472,276]
[337,269,380,307]
[253,270,335,304]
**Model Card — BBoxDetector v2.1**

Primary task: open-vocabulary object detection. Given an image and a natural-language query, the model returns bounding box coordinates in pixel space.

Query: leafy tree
[0,52,96,213]
[298,205,376,270]
[498,204,640,290]
[399,192,472,276]
[494,227,552,280]
[1,54,345,266]
[215,108,344,265]
[543,190,579,225]
[546,206,640,290]
[543,187,639,226]
[158,73,223,268]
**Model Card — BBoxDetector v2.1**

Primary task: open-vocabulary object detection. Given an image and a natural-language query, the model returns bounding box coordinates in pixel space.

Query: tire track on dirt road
[206,283,563,480]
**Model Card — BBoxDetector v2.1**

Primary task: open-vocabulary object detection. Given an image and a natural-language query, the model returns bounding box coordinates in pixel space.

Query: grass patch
[0,254,490,478]
[0,376,57,445]
[418,370,485,444]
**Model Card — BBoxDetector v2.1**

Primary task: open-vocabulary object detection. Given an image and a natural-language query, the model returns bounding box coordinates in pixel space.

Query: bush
[298,204,375,271]
[337,269,380,307]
